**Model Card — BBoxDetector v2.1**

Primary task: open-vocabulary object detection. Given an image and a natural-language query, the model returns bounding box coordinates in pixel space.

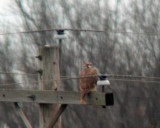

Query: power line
[0,71,160,81]
[0,71,160,80]
[0,28,104,36]
[61,74,160,81]
[0,71,37,76]
[0,82,25,87]
[0,73,160,87]
[109,78,160,84]
[61,77,160,84]
[0,28,160,36]
[1,76,160,87]
[107,74,160,80]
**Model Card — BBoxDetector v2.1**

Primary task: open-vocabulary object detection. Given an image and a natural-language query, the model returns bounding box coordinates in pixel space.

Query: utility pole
[0,31,114,128]
[38,46,61,128]
[56,29,65,68]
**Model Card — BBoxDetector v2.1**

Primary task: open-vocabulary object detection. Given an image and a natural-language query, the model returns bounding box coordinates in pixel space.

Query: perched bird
[79,62,98,104]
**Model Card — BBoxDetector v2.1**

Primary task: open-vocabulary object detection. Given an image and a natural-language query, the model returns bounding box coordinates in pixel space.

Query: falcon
[79,62,98,104]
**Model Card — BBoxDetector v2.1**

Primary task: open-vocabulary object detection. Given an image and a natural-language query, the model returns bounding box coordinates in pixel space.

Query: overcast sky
[0,0,10,15]
[0,0,129,30]
[0,0,127,15]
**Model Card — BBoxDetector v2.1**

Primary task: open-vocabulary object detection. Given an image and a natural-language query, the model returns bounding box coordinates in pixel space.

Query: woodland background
[0,0,160,128]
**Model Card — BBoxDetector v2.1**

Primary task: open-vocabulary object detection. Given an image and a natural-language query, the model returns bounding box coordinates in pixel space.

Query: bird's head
[84,62,92,68]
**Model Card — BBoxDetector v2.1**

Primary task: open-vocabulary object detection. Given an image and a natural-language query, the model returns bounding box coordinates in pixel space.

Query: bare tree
[0,0,160,127]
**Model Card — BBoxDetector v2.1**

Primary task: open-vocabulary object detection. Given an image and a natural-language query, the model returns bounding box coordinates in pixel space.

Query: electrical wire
[60,74,160,80]
[1,71,157,80]
[1,73,159,86]
[108,78,160,84]
[0,72,159,80]
[0,73,160,87]
[0,71,38,76]
[0,28,104,35]
[0,75,160,88]
[0,82,24,86]
[0,28,160,36]
[60,77,160,84]
[107,74,160,80]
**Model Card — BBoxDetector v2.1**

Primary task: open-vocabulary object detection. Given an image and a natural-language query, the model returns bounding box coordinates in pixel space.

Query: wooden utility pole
[38,46,61,128]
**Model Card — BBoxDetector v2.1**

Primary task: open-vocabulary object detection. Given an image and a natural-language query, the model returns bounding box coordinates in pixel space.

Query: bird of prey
[79,62,98,104]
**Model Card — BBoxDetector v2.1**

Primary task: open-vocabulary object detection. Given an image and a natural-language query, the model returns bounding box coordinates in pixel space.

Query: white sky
[0,0,22,30]
[109,0,129,10]
[0,0,10,15]
[0,0,129,14]
[0,0,130,29]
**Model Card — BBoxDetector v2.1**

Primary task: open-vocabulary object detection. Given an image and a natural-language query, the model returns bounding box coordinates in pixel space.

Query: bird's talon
[80,99,86,104]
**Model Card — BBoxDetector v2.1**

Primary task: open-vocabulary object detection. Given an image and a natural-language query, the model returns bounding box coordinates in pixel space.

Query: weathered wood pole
[39,46,61,128]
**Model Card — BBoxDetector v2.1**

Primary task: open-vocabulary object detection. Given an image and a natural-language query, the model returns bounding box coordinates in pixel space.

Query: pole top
[57,29,64,35]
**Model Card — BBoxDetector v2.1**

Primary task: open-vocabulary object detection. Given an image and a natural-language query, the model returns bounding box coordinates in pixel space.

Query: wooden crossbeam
[47,104,67,128]
[0,89,110,106]
[14,102,33,128]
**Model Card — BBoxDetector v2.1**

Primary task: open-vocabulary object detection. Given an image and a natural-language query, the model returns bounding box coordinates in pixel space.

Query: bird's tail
[80,92,87,104]
[80,86,97,104]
